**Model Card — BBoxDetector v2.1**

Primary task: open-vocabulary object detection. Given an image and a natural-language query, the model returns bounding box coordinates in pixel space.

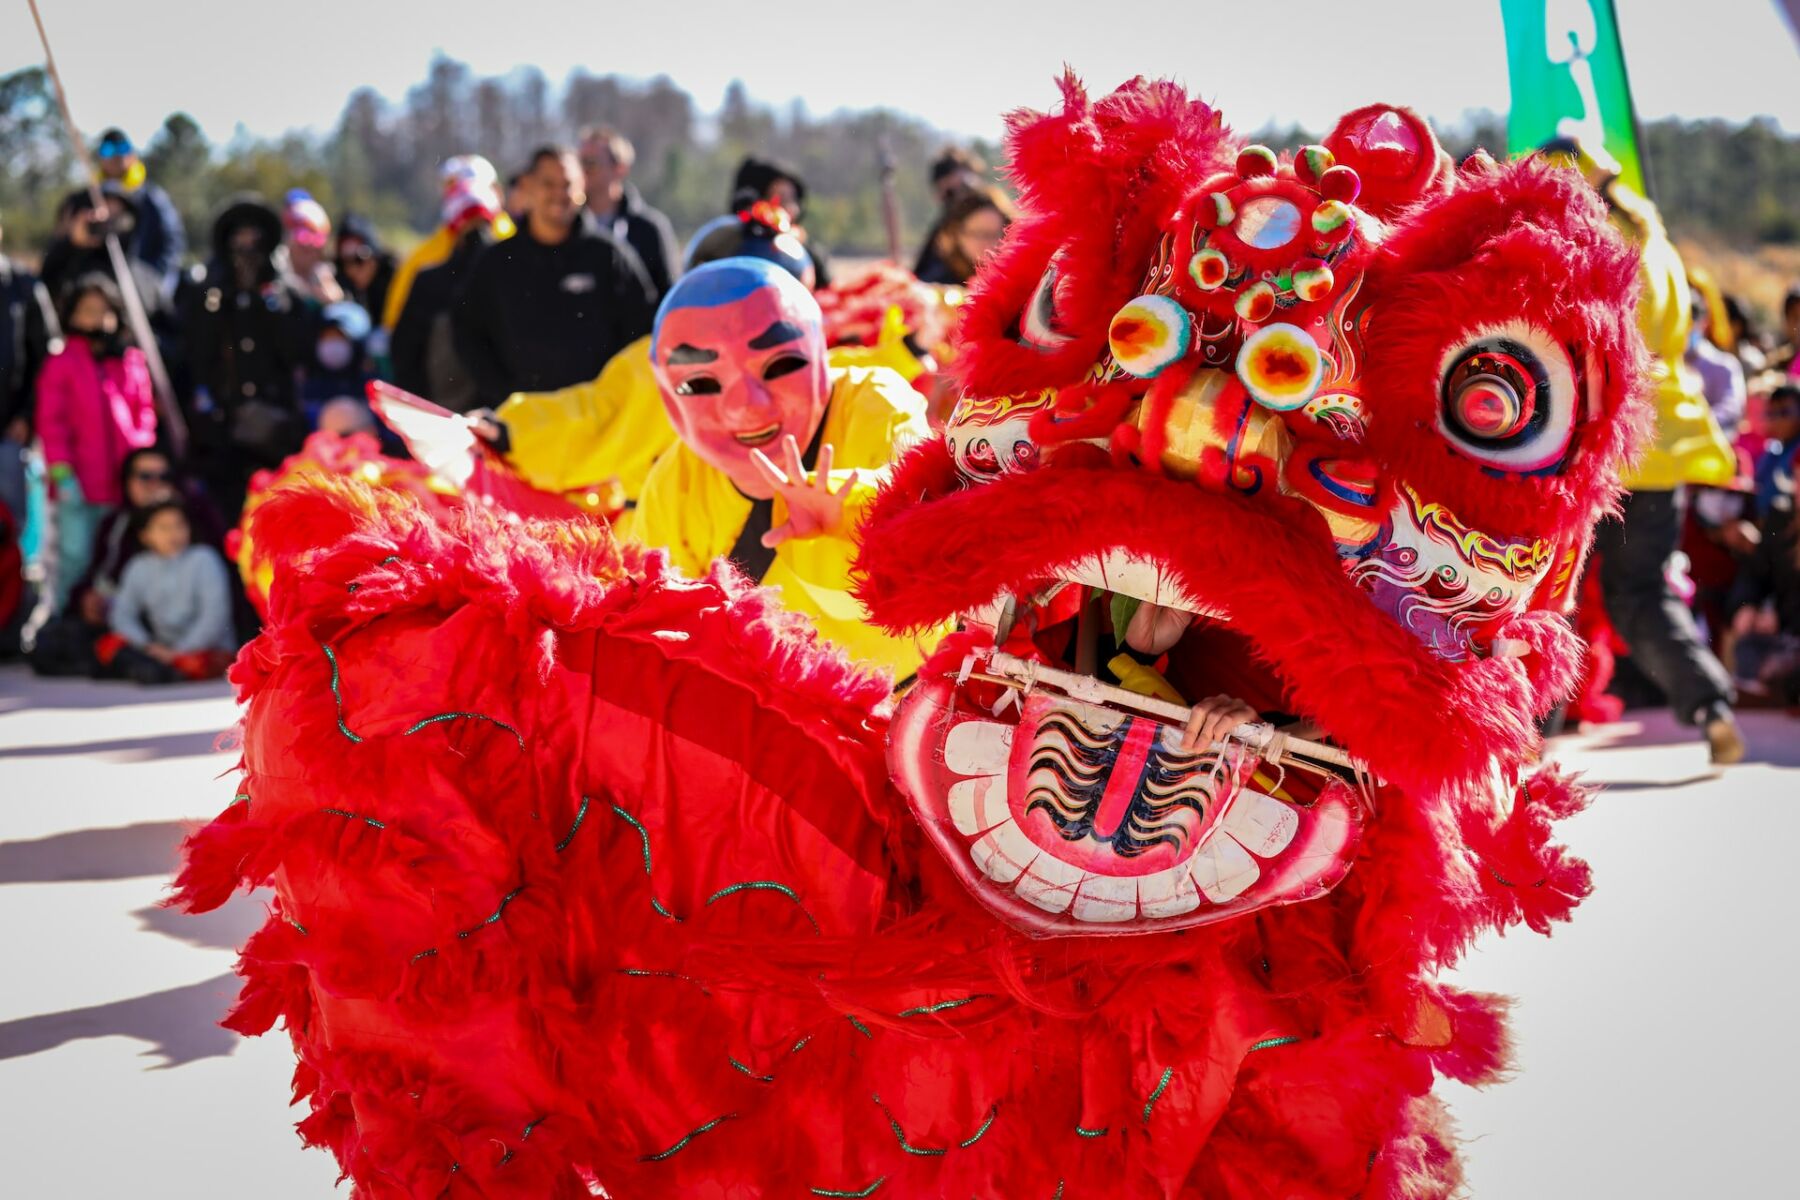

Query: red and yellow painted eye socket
[1108,294,1193,379]
[1236,322,1324,411]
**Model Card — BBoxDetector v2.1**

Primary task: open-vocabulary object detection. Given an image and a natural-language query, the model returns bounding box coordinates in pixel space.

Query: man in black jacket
[184,198,313,519]
[453,146,656,408]
[580,127,680,303]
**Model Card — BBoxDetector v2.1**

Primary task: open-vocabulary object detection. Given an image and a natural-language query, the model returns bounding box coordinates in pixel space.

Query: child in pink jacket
[37,273,157,606]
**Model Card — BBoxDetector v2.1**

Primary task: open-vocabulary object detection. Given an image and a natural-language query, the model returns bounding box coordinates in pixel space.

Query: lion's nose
[1136,368,1292,486]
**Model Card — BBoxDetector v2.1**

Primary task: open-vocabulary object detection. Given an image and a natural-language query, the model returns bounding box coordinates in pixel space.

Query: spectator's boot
[1700,701,1746,765]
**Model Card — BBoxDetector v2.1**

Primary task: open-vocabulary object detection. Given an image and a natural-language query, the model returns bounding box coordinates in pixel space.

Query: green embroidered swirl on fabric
[321,644,362,743]
[1142,1067,1173,1126]
[728,1056,774,1082]
[609,802,680,919]
[555,796,591,853]
[640,1113,735,1162]
[1248,1035,1302,1053]
[810,1179,886,1198]
[320,807,385,830]
[402,711,524,748]
[704,880,820,933]
[871,1095,999,1157]
[411,885,525,963]
[1074,1124,1108,1138]
[896,996,986,1018]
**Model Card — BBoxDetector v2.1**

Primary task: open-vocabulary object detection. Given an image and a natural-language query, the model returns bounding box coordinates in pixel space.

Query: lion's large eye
[1437,324,1577,474]
[1019,258,1074,350]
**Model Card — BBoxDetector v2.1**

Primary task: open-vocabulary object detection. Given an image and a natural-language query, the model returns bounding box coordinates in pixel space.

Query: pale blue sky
[3,0,1796,149]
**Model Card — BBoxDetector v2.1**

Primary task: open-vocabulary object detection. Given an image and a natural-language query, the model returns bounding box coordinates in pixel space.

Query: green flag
[1499,0,1647,195]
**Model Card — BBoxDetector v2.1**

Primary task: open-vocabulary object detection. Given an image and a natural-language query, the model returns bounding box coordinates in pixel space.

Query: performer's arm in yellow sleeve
[493,337,676,502]
[624,445,710,576]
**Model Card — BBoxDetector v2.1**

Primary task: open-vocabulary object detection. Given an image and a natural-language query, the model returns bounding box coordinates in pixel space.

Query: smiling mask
[651,259,830,497]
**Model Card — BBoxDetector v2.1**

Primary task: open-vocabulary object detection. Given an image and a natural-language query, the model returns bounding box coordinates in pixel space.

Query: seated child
[99,499,236,683]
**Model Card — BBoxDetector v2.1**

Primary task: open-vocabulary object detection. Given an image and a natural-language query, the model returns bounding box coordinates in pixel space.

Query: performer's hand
[1125,600,1195,656]
[752,436,859,549]
[467,410,508,450]
[1180,694,1257,753]
[146,643,177,665]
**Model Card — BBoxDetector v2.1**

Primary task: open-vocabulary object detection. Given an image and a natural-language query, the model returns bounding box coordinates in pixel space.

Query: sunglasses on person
[338,244,376,263]
[131,468,172,483]
[96,140,132,160]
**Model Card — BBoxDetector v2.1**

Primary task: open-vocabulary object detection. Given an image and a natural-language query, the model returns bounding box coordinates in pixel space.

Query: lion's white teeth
[944,720,1013,776]
[1136,862,1203,917]
[1070,873,1138,922]
[947,774,1008,837]
[1189,835,1260,902]
[969,818,1038,885]
[1221,789,1300,857]
[1013,852,1085,914]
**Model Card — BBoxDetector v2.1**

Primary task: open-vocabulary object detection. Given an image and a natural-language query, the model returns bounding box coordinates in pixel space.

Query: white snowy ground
[0,664,1793,1198]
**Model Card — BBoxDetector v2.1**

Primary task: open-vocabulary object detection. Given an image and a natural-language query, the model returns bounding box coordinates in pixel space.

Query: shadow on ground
[0,728,232,762]
[133,890,267,952]
[0,974,242,1068]
[0,667,232,714]
[0,821,191,884]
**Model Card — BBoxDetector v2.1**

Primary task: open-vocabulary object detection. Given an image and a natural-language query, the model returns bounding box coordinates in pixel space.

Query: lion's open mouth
[857,441,1564,935]
[891,654,1367,936]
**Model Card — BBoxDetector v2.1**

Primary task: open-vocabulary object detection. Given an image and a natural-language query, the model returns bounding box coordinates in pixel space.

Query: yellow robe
[381,213,517,331]
[628,365,942,681]
[1609,183,1735,491]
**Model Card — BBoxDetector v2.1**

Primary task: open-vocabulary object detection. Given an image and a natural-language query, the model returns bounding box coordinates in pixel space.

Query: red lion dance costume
[176,78,1649,1199]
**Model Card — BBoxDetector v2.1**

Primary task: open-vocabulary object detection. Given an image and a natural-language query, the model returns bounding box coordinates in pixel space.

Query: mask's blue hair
[652,258,819,360]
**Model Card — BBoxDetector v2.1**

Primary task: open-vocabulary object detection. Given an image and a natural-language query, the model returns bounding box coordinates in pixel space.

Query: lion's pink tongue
[1089,718,1158,840]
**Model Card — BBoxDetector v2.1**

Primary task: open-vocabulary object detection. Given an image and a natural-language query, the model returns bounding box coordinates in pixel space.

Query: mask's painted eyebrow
[748,320,805,350]
[666,343,718,365]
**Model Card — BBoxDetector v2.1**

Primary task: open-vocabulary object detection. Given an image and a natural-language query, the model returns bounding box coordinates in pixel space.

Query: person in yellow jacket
[1550,140,1743,761]
[628,257,942,682]
[382,155,516,330]
[479,206,928,511]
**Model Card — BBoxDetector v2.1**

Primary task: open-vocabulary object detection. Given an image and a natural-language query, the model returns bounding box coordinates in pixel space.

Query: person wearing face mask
[36,274,157,608]
[472,203,816,507]
[301,302,375,421]
[627,258,941,680]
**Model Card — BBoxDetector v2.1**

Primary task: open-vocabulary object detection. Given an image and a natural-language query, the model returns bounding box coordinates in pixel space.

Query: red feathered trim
[1462,765,1597,936]
[179,476,1585,1198]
